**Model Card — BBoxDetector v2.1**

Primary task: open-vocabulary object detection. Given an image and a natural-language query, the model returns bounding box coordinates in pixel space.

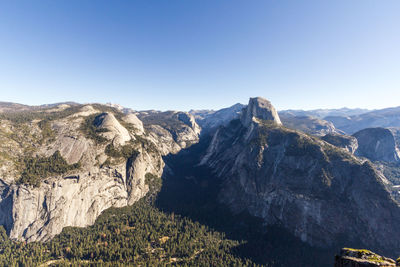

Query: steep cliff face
[353,128,400,163]
[2,167,129,242]
[0,104,191,242]
[201,97,400,256]
[240,97,281,127]
[322,133,358,154]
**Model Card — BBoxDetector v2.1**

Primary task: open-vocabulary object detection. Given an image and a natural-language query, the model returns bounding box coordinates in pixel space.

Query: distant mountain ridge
[189,103,245,132]
[279,107,371,119]
[0,101,81,113]
[324,106,400,134]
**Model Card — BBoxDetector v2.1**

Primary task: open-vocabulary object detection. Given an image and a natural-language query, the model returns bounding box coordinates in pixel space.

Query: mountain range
[0,98,400,266]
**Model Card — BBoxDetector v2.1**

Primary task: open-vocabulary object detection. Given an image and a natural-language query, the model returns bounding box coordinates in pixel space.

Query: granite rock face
[322,133,359,154]
[353,128,400,163]
[240,97,281,127]
[138,111,201,155]
[0,103,191,242]
[122,113,145,135]
[2,167,128,242]
[201,98,400,256]
[93,112,131,146]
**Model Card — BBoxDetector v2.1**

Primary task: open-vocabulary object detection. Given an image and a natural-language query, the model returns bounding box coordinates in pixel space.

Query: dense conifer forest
[0,198,260,266]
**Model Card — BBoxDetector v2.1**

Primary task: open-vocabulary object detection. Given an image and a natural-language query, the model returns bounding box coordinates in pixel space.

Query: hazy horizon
[3,98,399,113]
[1,1,399,111]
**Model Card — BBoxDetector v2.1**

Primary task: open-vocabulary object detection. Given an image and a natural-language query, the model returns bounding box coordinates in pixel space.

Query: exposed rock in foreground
[335,248,398,267]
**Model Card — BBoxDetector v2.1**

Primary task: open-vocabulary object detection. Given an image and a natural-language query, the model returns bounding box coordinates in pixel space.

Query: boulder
[335,248,397,267]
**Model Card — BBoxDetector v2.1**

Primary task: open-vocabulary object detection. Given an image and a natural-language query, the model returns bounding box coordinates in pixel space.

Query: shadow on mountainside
[155,135,335,267]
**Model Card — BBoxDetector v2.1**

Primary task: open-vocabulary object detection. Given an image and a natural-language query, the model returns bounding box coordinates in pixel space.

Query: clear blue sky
[0,0,399,111]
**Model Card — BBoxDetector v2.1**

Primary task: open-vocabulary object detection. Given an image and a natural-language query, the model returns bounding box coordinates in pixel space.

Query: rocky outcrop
[126,148,164,205]
[240,97,281,127]
[42,135,88,164]
[335,248,398,267]
[123,114,144,135]
[146,125,183,155]
[138,111,201,154]
[177,112,201,136]
[322,133,358,154]
[201,97,400,257]
[93,113,131,146]
[353,128,400,163]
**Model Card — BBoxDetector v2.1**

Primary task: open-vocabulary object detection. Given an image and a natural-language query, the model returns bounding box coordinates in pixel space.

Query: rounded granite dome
[240,97,282,127]
[353,127,400,162]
